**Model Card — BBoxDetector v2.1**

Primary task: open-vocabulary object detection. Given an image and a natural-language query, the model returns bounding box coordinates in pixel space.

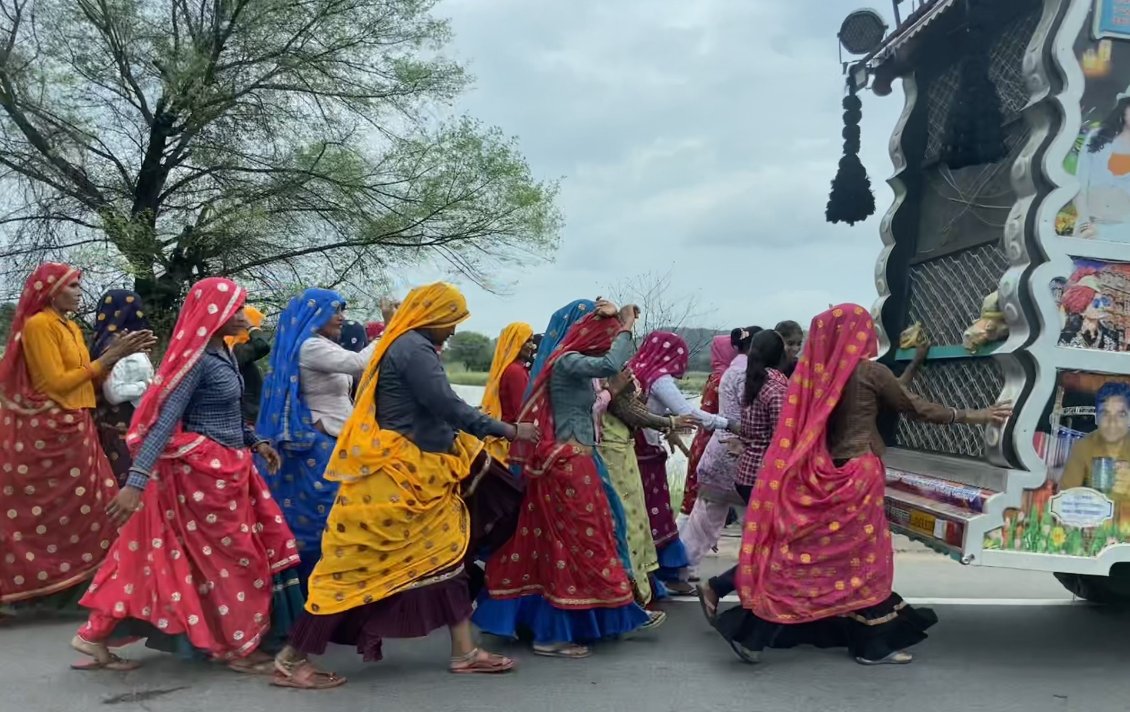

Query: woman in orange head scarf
[713,304,1010,665]
[272,283,536,689]
[227,306,270,425]
[0,264,152,615]
[462,322,535,595]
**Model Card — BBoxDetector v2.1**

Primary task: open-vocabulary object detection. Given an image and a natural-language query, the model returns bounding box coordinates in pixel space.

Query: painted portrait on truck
[985,371,1130,555]
[1055,2,1130,242]
[1052,258,1129,352]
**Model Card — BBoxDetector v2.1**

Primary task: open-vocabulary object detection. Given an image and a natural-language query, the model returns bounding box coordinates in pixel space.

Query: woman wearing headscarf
[257,289,379,592]
[630,331,735,595]
[475,299,665,660]
[72,277,298,673]
[229,305,269,425]
[596,367,691,606]
[91,290,155,486]
[463,323,535,597]
[679,334,738,516]
[480,322,536,462]
[271,283,535,689]
[364,321,385,343]
[0,265,154,615]
[714,304,1011,665]
[695,329,790,622]
[339,320,369,352]
[679,327,760,579]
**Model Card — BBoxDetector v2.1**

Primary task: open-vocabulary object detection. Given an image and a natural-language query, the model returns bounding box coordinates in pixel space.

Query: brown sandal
[270,658,347,689]
[449,647,516,673]
[227,652,277,676]
[696,583,718,623]
[70,635,141,672]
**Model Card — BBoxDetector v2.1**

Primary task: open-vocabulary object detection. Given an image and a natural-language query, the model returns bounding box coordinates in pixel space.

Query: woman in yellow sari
[271,283,536,689]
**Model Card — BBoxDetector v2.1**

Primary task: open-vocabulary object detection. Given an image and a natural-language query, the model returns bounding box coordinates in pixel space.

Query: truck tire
[1054,564,1130,604]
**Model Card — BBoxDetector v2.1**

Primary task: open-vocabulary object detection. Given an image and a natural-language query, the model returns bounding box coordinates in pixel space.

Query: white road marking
[667,595,1083,606]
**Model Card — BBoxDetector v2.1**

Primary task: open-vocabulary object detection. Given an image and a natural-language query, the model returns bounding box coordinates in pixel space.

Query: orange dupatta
[480,322,533,462]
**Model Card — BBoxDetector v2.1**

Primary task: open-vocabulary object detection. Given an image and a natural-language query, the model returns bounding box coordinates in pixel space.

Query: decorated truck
[836,0,1130,600]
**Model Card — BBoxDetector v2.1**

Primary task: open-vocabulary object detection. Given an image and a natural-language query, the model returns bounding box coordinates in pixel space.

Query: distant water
[452,384,695,497]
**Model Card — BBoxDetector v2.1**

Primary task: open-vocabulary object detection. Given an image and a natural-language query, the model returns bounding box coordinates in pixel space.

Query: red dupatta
[125,277,247,453]
[509,313,623,476]
[627,330,689,396]
[0,263,82,410]
[735,303,892,624]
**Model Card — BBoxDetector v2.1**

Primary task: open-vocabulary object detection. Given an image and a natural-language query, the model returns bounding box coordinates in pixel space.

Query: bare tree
[0,0,561,328]
[608,268,712,346]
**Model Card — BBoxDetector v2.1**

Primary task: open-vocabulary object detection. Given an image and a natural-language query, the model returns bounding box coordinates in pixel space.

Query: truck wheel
[1054,564,1130,604]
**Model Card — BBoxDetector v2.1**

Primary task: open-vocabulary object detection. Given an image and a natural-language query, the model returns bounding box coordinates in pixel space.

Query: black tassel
[826,92,876,226]
[941,0,1006,169]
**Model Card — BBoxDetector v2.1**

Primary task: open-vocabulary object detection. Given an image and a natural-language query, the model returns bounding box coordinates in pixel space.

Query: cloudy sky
[402,0,906,337]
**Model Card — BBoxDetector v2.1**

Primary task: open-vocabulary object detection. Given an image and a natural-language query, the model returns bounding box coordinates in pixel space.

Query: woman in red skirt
[73,277,300,672]
[0,264,153,615]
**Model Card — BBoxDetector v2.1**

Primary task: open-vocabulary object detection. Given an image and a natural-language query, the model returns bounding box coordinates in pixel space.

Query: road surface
[3,551,1128,712]
[5,385,1126,710]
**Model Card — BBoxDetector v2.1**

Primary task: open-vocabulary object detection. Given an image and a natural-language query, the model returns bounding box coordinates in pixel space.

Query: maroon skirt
[288,564,471,662]
[463,454,525,557]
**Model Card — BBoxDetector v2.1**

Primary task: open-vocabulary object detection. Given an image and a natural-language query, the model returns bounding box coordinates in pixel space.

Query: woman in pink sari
[715,304,1010,665]
[630,332,734,595]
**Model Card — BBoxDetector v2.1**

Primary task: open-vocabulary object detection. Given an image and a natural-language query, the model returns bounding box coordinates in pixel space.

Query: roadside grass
[447,368,707,395]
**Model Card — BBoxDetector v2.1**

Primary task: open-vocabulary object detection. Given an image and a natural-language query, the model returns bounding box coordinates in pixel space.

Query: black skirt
[714,592,938,662]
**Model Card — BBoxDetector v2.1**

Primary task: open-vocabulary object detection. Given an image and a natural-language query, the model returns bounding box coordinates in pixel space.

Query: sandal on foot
[270,658,346,689]
[70,635,141,672]
[227,654,277,675]
[665,581,695,596]
[532,643,591,659]
[640,610,667,632]
[856,651,913,666]
[696,583,718,624]
[449,647,515,674]
[729,640,761,665]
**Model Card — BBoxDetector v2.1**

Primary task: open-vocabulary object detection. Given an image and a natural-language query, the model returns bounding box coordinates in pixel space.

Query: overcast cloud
[400,0,906,337]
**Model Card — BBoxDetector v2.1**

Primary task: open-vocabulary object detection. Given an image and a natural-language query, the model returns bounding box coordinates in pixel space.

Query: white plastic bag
[102,353,155,406]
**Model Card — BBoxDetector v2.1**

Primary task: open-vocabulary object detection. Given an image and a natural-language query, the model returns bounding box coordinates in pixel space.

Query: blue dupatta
[256,288,346,590]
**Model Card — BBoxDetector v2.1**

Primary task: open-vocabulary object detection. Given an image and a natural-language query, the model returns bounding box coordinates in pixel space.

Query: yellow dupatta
[224,305,263,347]
[305,283,486,615]
[480,322,533,463]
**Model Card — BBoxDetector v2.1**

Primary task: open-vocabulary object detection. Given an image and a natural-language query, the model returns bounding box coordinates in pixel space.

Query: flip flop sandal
[532,644,591,659]
[729,640,762,665]
[640,610,667,632]
[269,660,347,690]
[71,654,141,672]
[227,658,277,675]
[449,648,516,674]
[695,583,718,624]
[856,651,913,666]
[665,582,695,596]
[70,635,141,672]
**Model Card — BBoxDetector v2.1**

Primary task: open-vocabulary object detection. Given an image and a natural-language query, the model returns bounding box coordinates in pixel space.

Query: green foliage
[0,302,15,344]
[442,331,493,373]
[0,0,561,321]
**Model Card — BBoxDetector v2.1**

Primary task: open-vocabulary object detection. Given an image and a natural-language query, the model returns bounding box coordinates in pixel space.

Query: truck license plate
[908,510,936,537]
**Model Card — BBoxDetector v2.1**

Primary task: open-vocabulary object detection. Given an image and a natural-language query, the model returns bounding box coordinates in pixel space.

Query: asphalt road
[3,553,1127,712]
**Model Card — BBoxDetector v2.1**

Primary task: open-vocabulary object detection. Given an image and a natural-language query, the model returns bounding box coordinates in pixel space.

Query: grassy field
[448,369,708,394]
